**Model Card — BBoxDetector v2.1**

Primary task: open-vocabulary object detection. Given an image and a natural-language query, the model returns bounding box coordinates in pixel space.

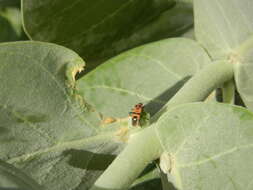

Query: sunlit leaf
[77,38,211,118]
[194,0,253,59]
[156,102,253,190]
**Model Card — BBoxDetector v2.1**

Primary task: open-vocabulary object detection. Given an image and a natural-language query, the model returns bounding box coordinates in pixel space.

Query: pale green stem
[91,61,234,190]
[152,61,234,121]
[91,127,162,190]
[222,80,235,104]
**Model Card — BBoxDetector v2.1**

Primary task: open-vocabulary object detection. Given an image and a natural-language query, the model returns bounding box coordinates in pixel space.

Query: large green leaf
[77,38,211,118]
[194,0,253,59]
[194,0,253,111]
[22,0,193,64]
[156,102,253,189]
[0,42,125,190]
[0,159,44,190]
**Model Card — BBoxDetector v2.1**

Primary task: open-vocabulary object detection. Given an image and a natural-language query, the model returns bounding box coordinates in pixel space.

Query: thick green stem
[222,80,235,104]
[91,127,162,190]
[152,61,234,121]
[91,61,234,190]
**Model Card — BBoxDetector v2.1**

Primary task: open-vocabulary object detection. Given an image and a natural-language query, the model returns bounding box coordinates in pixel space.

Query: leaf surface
[194,0,253,59]
[22,0,193,64]
[194,0,253,111]
[0,7,24,42]
[156,102,253,189]
[0,13,17,42]
[232,23,253,111]
[77,38,212,118]
[0,0,20,7]
[0,42,124,190]
[0,159,44,190]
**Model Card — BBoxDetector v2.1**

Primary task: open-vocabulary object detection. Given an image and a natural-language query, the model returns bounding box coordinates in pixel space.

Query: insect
[129,103,144,126]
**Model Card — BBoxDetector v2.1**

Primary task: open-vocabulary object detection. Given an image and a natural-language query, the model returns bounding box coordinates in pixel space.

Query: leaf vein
[127,52,183,80]
[88,85,165,104]
[179,143,253,168]
[7,133,114,164]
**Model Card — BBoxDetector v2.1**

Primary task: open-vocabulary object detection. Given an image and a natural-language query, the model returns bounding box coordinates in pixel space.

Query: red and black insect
[129,103,144,126]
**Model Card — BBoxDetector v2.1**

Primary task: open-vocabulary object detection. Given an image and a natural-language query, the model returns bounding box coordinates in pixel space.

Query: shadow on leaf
[64,149,115,171]
[0,127,9,134]
[90,178,177,190]
[131,178,163,190]
[145,76,191,116]
[138,163,156,178]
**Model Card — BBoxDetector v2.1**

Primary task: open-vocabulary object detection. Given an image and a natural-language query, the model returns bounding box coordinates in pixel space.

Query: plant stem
[152,61,234,121]
[222,80,235,104]
[91,61,234,190]
[91,126,162,190]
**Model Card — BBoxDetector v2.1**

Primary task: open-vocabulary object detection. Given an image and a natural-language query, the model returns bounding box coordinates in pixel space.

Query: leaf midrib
[60,0,133,44]
[87,85,166,104]
[178,143,253,169]
[7,132,115,164]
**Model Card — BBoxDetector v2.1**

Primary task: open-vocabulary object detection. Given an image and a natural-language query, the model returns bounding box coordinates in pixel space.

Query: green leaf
[156,102,253,189]
[0,0,20,7]
[0,7,26,42]
[0,13,18,42]
[0,42,125,190]
[76,38,211,118]
[233,39,253,111]
[0,159,43,190]
[194,0,253,59]
[22,0,193,64]
[194,0,253,111]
